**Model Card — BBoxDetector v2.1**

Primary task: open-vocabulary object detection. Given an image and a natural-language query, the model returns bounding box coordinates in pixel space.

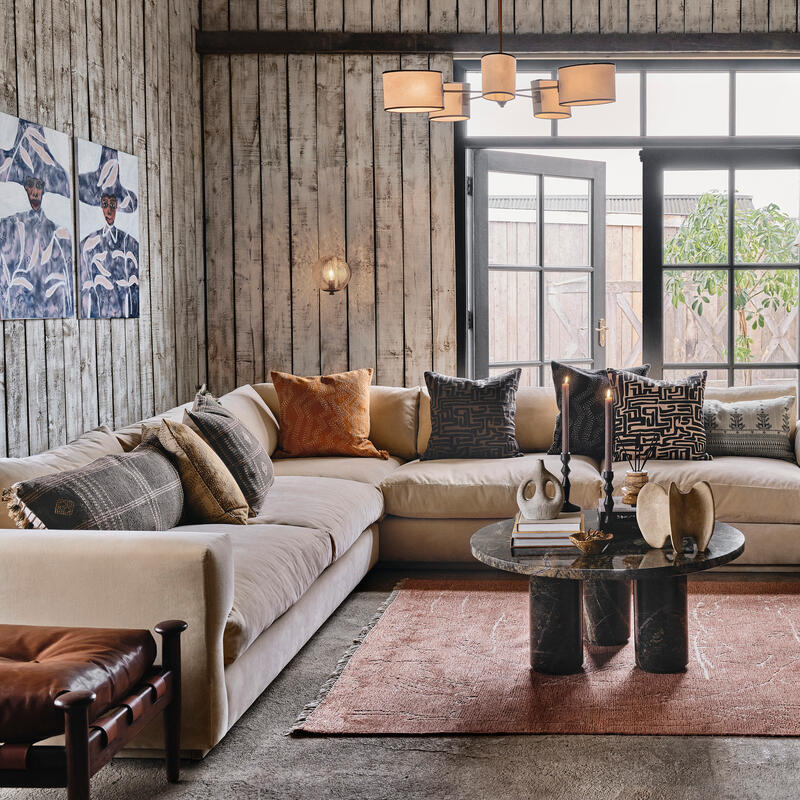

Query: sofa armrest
[0,529,235,755]
[795,424,800,466]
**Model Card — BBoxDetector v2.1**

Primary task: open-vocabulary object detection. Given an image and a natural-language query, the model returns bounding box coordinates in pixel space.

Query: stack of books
[511,511,584,550]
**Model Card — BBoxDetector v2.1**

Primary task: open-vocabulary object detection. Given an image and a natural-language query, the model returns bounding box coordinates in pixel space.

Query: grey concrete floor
[3,569,800,800]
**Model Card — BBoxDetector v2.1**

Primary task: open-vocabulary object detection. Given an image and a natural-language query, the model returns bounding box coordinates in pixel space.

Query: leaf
[18,145,33,171]
[45,271,64,283]
[28,139,55,167]
[127,274,139,286]
[98,159,118,191]
[40,237,54,265]
[45,281,65,298]
[25,127,48,145]
[55,226,70,239]
[91,252,110,276]
[111,249,124,260]
[10,276,33,291]
[94,275,113,290]
[0,157,12,176]
[125,251,138,270]
[82,280,93,291]
[118,195,131,210]
[82,235,101,254]
[29,238,39,268]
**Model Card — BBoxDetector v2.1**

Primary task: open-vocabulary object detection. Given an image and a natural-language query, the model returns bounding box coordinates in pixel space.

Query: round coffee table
[470,517,744,675]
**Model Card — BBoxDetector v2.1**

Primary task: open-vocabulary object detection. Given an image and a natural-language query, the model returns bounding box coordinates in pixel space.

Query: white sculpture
[516,459,564,520]
[636,481,716,552]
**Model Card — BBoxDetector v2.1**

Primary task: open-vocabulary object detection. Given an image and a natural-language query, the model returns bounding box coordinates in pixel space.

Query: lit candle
[605,387,613,469]
[561,376,569,455]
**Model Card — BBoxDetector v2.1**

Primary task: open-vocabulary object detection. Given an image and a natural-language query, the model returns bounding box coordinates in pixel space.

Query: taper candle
[561,376,569,455]
[604,387,613,468]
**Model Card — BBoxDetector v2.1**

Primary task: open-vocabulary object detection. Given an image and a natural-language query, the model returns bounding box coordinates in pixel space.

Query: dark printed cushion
[547,361,650,462]
[704,395,796,462]
[5,444,183,530]
[188,391,274,515]
[422,369,522,460]
[608,370,711,462]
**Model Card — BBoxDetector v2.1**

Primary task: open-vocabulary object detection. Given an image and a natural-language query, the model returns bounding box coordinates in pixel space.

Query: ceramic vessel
[569,529,614,555]
[636,480,716,551]
[516,459,564,520]
[621,470,649,506]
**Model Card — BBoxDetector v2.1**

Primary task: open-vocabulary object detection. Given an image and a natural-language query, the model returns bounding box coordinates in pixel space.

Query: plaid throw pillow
[5,444,183,530]
[187,391,274,515]
[608,369,711,462]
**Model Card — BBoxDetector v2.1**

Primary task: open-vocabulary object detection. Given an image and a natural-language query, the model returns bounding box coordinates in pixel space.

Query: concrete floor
[4,569,800,800]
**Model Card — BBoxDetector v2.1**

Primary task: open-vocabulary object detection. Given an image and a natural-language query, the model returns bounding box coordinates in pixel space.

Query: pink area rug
[292,579,800,736]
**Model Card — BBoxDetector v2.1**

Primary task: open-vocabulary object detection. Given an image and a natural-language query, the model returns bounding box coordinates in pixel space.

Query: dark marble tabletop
[470,518,745,580]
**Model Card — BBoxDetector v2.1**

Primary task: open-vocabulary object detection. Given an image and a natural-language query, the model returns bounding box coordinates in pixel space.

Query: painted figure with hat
[77,143,139,318]
[0,114,74,319]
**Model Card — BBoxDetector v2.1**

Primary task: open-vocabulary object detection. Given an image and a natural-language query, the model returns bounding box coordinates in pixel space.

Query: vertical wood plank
[657,0,686,31]
[317,54,348,374]
[400,0,428,31]
[487,0,514,32]
[316,0,343,30]
[628,0,657,31]
[515,0,544,31]
[684,0,713,30]
[429,53,457,376]
[571,0,600,32]
[344,55,377,373]
[288,55,321,376]
[543,0,571,32]
[287,0,314,30]
[258,0,286,30]
[344,0,371,31]
[769,0,797,30]
[741,0,769,31]
[600,0,627,30]
[712,0,741,32]
[457,0,485,31]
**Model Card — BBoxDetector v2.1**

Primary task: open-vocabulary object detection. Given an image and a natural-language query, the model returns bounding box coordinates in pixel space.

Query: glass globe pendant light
[315,255,351,295]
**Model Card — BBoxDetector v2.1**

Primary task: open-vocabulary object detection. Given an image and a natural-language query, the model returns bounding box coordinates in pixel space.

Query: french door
[470,150,607,386]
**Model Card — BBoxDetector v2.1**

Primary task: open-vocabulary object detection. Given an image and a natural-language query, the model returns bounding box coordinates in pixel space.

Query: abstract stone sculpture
[636,480,716,552]
[516,459,564,520]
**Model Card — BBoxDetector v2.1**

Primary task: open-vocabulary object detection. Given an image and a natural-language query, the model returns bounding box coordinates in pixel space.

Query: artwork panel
[76,137,140,319]
[0,111,75,320]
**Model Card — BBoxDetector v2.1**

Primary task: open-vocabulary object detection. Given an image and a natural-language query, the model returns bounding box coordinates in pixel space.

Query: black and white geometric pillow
[421,369,522,460]
[608,369,711,462]
[547,361,650,463]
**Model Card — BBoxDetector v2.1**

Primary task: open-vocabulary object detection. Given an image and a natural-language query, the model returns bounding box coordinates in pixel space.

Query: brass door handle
[596,318,608,347]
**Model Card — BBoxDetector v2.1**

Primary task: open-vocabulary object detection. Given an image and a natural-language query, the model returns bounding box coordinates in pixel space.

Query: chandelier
[382,0,615,123]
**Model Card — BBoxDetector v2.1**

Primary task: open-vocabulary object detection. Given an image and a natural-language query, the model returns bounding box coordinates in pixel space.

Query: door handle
[596,318,608,347]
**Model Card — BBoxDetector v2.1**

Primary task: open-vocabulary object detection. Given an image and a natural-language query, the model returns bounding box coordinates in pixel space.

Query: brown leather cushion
[0,624,157,743]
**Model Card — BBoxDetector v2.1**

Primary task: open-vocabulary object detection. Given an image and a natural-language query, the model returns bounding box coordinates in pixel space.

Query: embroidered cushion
[143,419,249,524]
[608,369,711,462]
[421,369,522,460]
[703,395,796,462]
[547,361,650,462]
[270,368,388,460]
[5,444,183,530]
[187,391,275,515]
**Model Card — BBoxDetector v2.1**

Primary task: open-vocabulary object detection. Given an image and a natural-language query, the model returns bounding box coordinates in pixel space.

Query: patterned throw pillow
[5,444,183,530]
[547,361,650,462]
[421,369,522,460]
[144,419,249,524]
[270,368,389,460]
[703,395,796,462]
[187,392,275,515]
[608,370,711,462]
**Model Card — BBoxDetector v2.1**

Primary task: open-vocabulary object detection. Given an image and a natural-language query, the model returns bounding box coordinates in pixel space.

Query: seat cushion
[0,624,156,742]
[273,455,404,485]
[249,476,384,559]
[612,456,800,524]
[381,453,602,519]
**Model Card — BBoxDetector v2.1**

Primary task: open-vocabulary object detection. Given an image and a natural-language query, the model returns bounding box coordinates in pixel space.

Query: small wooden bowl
[569,529,614,555]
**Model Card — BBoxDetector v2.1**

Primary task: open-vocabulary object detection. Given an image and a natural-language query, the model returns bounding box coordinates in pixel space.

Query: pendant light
[531,79,571,120]
[383,70,444,113]
[430,83,472,122]
[480,0,515,104]
[557,63,616,106]
[315,255,351,295]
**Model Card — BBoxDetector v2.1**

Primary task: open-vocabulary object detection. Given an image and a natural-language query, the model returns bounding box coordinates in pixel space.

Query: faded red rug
[292,579,800,736]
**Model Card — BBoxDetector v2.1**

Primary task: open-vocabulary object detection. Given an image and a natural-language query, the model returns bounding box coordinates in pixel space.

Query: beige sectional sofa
[0,379,798,756]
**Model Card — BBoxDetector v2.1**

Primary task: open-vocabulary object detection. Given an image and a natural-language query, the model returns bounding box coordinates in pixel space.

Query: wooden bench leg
[55,690,96,800]
[155,620,188,783]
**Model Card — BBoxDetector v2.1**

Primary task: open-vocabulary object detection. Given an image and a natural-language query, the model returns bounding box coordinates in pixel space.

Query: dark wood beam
[196,30,800,56]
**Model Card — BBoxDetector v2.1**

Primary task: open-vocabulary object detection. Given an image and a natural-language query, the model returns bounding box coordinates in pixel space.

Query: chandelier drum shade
[480,53,516,104]
[531,79,571,120]
[429,83,471,122]
[382,70,443,113]
[314,255,351,295]
[557,63,617,106]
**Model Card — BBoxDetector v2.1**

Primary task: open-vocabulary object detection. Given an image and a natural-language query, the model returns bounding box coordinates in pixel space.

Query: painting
[0,112,74,319]
[76,139,140,318]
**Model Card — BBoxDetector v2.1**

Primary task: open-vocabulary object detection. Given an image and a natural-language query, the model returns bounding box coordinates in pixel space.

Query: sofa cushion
[706,383,797,436]
[0,427,124,529]
[113,402,193,451]
[381,453,602,519]
[218,384,280,456]
[613,456,800,524]
[249,475,384,559]
[273,455,404,485]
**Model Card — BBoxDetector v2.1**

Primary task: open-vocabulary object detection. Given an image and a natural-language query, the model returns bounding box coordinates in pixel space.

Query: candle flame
[563,376,569,385]
[606,388,611,400]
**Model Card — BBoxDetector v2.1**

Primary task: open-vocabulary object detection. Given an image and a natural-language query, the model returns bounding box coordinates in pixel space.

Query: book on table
[511,511,584,549]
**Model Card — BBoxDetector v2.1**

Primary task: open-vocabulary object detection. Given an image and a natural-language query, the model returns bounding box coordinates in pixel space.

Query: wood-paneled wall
[201,0,795,393]
[0,0,205,458]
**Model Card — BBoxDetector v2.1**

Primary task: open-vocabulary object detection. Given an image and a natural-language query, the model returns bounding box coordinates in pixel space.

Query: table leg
[529,576,583,674]
[634,575,688,673]
[584,579,631,646]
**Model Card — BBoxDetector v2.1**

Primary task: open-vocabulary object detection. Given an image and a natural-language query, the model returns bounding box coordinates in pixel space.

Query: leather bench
[0,619,186,800]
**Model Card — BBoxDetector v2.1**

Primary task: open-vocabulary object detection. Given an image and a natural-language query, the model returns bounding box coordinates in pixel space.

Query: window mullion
[727,166,735,387]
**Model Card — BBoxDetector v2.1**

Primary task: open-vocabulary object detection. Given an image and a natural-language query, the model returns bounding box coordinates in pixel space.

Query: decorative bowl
[569,529,614,555]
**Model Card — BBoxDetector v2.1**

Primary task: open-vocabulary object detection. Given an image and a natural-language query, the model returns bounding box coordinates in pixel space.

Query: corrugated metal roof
[489,194,755,214]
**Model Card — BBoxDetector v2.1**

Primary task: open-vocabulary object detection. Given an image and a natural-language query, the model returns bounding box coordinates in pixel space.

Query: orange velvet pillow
[270,368,389,459]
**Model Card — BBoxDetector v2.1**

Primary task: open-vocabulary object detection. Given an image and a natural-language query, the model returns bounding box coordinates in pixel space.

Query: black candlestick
[602,469,615,528]
[560,452,580,513]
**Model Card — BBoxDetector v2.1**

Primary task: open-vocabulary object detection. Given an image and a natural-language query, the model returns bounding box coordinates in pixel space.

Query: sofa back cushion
[218,384,280,456]
[705,383,797,436]
[0,427,124,529]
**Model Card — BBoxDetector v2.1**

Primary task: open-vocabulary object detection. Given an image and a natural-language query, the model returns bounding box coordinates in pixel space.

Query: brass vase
[622,470,648,506]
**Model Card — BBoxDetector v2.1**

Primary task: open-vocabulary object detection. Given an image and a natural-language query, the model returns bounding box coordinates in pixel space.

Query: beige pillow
[705,383,797,436]
[219,384,280,456]
[147,419,249,525]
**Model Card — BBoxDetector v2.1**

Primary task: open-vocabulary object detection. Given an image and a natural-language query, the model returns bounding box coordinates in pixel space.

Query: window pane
[488,270,539,364]
[663,368,728,388]
[734,368,798,389]
[663,269,728,363]
[543,271,590,359]
[556,72,640,137]
[646,72,729,136]
[733,270,798,363]
[736,72,800,136]
[543,176,590,266]
[663,170,729,265]
[734,170,800,265]
[542,362,592,388]
[466,70,553,138]
[488,171,539,266]
[490,365,540,387]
